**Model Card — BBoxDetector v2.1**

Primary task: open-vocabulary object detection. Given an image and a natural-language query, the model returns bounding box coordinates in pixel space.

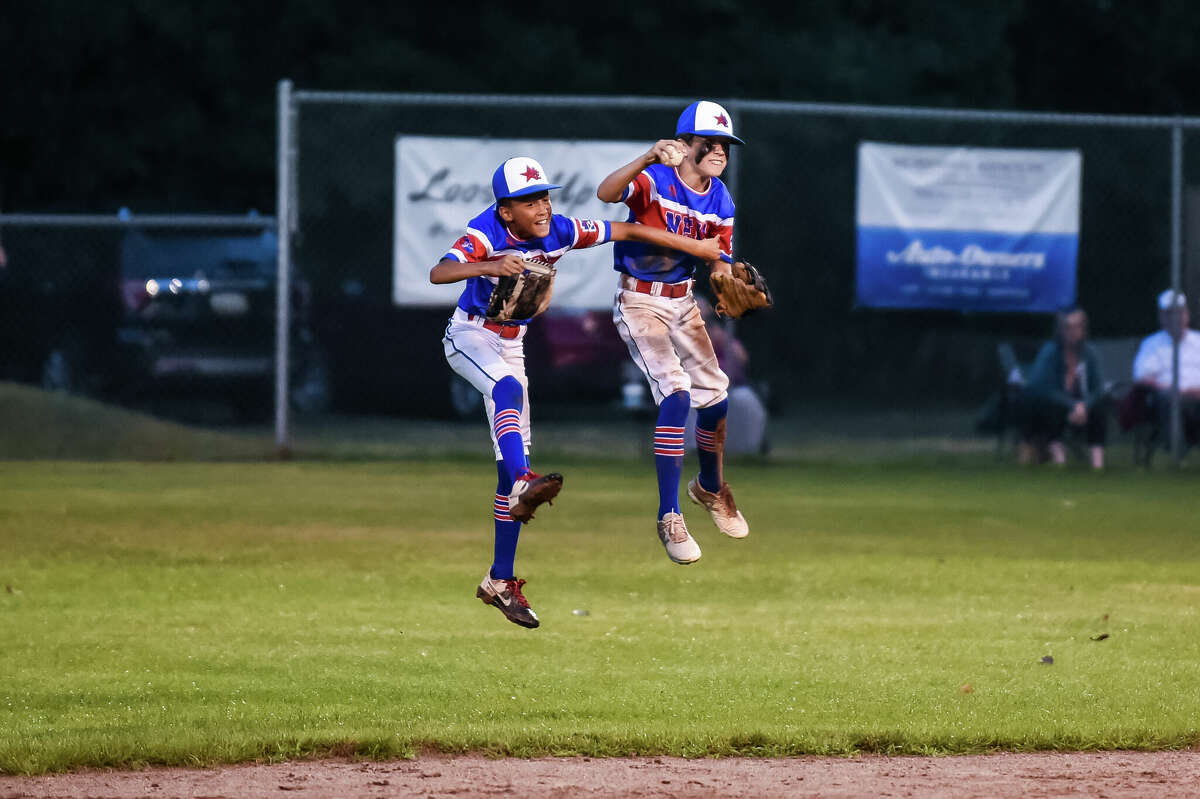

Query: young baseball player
[432,155,721,628]
[595,100,751,565]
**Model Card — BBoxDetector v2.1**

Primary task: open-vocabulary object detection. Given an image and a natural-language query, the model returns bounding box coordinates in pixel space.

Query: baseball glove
[485,260,557,322]
[710,260,773,318]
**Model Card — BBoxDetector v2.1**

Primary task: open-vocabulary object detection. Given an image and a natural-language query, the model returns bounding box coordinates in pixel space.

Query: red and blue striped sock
[695,398,728,493]
[654,390,690,518]
[491,376,529,484]
[490,462,521,581]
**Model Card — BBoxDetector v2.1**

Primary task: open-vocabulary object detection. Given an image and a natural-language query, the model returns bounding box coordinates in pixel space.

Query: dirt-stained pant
[612,278,729,409]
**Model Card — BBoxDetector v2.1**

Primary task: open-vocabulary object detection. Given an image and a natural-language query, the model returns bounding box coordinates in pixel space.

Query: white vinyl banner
[855,142,1082,311]
[393,136,648,308]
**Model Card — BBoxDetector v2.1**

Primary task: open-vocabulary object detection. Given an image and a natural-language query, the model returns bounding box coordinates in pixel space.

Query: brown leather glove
[710,260,773,318]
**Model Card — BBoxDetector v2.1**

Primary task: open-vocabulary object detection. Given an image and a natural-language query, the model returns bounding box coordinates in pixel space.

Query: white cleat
[657,512,702,564]
[687,476,749,538]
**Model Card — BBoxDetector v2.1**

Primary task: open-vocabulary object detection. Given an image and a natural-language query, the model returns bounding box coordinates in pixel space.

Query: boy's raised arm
[595,140,685,203]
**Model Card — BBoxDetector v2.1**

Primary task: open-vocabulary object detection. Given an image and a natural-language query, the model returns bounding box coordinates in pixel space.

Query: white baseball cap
[491,156,562,201]
[1158,289,1187,310]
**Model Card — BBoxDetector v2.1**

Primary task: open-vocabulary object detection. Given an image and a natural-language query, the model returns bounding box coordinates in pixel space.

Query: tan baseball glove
[710,260,773,318]
[485,260,557,322]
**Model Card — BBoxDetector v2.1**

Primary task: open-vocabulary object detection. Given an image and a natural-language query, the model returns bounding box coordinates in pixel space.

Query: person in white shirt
[1131,289,1200,447]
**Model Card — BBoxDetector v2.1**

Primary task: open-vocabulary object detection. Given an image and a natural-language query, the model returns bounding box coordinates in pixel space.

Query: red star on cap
[521,165,542,182]
[715,113,729,127]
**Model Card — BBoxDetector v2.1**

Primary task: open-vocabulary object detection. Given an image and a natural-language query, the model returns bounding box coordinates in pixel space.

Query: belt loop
[651,281,662,297]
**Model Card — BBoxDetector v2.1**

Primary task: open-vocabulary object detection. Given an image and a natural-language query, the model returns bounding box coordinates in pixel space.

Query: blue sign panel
[855,143,1081,312]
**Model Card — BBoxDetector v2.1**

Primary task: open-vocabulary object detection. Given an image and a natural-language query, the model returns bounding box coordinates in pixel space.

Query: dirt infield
[3,751,1200,798]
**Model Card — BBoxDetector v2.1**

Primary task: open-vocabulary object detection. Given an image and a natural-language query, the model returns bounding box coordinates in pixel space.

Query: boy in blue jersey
[595,100,751,566]
[432,156,720,628]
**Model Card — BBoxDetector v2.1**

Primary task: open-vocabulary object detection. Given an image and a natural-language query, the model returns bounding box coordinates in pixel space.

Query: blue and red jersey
[612,163,735,284]
[442,205,611,324]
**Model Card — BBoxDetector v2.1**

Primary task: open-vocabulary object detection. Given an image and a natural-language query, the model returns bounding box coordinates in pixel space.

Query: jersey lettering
[614,164,735,283]
[662,212,712,240]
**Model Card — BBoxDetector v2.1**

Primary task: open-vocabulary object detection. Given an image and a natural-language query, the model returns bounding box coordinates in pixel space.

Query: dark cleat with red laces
[476,573,540,629]
[507,471,563,523]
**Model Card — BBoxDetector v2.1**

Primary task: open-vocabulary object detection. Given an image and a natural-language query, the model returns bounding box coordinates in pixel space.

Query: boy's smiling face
[687,136,731,179]
[498,191,553,240]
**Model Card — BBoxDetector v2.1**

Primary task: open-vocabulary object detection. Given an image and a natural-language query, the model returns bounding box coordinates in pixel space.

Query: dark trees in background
[4,0,1200,213]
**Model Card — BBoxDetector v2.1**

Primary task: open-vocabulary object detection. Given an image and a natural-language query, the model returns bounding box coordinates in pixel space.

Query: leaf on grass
[1090,633,1110,641]
[959,684,974,694]
[1040,655,1054,665]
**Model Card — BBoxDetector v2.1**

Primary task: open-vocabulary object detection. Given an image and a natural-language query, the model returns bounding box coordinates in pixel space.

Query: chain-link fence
[281,87,1198,456]
[3,88,1198,458]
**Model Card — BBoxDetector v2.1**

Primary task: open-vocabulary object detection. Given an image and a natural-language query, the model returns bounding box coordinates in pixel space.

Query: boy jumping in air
[432,155,720,628]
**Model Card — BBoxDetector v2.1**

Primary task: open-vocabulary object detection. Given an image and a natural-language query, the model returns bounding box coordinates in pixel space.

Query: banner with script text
[394,136,647,308]
[855,142,1081,312]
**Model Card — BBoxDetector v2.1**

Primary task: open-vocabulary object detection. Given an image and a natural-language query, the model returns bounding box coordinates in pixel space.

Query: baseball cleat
[507,471,563,523]
[476,573,540,629]
[657,512,702,564]
[687,476,749,538]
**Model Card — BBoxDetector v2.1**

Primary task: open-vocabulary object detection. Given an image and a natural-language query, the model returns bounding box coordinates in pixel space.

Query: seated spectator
[1128,289,1200,449]
[1017,306,1108,469]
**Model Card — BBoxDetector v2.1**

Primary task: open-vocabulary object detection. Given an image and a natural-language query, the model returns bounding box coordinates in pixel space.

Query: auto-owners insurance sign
[855,141,1081,312]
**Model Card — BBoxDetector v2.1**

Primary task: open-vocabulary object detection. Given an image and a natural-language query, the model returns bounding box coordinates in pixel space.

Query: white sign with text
[393,136,647,308]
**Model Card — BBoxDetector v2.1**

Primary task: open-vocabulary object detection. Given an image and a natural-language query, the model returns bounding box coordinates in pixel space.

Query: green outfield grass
[1,458,1198,774]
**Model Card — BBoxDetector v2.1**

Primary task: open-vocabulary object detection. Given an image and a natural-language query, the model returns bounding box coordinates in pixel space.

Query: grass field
[2,453,1199,775]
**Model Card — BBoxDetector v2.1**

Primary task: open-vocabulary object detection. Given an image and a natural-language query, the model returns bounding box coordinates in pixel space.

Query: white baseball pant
[442,307,532,459]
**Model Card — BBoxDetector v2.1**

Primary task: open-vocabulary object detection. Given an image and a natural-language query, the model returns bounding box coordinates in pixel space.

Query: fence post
[275,79,294,458]
[1170,122,1184,465]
